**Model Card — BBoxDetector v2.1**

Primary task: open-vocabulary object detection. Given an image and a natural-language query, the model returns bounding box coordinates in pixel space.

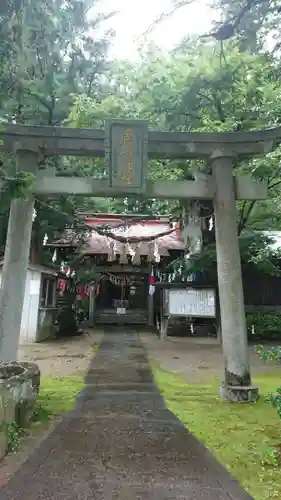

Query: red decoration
[58,279,67,295]
[149,275,156,285]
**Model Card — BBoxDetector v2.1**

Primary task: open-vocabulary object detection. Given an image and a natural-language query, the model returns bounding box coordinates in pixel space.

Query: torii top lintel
[1,122,281,158]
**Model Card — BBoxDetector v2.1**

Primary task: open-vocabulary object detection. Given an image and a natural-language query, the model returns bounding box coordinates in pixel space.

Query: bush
[256,345,281,421]
[246,313,281,340]
[7,420,25,452]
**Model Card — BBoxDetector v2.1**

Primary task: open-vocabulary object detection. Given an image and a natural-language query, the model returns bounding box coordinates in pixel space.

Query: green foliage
[247,314,281,340]
[0,0,115,257]
[240,233,281,277]
[257,345,281,363]
[267,387,281,420]
[260,446,279,469]
[7,420,25,452]
[5,375,84,454]
[214,0,281,53]
[34,375,84,418]
[256,345,281,422]
[31,404,52,425]
[2,1,281,270]
[68,45,281,234]
[74,267,101,285]
[153,366,281,499]
[168,232,281,280]
[1,171,35,199]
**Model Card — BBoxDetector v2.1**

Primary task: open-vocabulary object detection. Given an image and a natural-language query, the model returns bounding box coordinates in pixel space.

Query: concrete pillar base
[220,382,259,403]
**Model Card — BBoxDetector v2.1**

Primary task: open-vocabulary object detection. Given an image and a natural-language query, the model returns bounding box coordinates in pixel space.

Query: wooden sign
[105,119,148,194]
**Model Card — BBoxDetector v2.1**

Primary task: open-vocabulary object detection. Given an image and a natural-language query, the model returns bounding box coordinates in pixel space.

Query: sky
[97,0,217,60]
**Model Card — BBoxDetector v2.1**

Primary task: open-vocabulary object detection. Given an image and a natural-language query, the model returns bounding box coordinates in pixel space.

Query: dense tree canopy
[1,0,281,269]
[0,0,115,258]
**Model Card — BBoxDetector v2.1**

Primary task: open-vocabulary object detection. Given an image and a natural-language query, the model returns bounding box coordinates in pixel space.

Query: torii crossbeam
[1,120,281,403]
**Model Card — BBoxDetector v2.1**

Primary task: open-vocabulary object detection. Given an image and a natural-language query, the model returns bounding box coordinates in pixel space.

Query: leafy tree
[0,0,115,260]
[158,0,281,53]
[211,0,281,53]
[68,45,281,235]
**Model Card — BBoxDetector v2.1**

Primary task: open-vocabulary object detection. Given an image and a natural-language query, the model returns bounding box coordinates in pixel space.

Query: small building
[47,213,186,327]
[0,261,57,343]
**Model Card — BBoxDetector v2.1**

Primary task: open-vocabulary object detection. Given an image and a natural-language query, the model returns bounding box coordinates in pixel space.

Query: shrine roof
[48,214,185,256]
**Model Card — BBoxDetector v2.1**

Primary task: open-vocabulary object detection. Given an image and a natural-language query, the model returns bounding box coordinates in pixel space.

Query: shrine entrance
[1,120,281,402]
[95,272,149,325]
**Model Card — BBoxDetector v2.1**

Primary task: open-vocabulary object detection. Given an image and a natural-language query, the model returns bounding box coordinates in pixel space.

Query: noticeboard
[165,288,216,318]
[105,119,148,194]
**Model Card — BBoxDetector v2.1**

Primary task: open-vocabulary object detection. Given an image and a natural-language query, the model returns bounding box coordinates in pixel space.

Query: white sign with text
[168,288,215,317]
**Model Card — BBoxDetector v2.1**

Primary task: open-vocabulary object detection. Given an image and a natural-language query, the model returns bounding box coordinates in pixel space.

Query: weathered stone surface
[0,362,40,427]
[0,396,8,460]
[220,382,259,403]
[0,387,15,460]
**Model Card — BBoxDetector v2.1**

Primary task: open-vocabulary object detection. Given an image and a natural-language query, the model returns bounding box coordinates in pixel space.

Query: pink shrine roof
[52,214,185,257]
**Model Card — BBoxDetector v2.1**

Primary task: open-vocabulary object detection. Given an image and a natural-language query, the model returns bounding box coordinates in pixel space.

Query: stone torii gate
[1,120,281,402]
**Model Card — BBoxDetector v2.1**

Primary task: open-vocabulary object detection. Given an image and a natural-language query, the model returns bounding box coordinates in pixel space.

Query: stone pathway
[0,329,252,499]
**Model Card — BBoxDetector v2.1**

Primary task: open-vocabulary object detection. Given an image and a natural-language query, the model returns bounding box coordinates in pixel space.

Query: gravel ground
[0,329,104,486]
[0,329,279,488]
[0,330,252,500]
[139,333,280,382]
[18,329,105,376]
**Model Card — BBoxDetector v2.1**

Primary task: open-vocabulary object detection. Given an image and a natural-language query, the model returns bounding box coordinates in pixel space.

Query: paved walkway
[1,330,252,499]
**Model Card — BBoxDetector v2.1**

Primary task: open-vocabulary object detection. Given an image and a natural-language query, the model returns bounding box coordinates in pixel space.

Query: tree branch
[238,200,256,235]
[269,179,281,190]
[143,0,195,36]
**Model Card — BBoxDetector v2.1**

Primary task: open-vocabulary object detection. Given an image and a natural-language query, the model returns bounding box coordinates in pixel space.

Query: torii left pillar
[0,145,39,361]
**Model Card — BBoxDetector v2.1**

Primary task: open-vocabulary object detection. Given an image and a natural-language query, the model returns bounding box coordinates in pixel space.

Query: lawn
[7,375,84,452]
[153,367,281,500]
[31,375,84,426]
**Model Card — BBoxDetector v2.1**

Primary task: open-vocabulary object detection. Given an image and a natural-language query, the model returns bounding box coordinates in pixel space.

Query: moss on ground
[153,366,281,500]
[31,375,84,426]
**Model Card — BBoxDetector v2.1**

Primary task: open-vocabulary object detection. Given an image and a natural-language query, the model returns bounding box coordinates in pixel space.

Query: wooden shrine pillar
[89,284,96,326]
[211,151,258,403]
[0,146,39,361]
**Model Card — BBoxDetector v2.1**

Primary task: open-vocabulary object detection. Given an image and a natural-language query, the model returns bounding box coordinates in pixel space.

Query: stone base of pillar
[220,382,259,403]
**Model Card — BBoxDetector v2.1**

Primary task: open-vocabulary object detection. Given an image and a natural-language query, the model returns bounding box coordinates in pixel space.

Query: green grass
[153,366,281,500]
[31,375,84,426]
[6,375,84,452]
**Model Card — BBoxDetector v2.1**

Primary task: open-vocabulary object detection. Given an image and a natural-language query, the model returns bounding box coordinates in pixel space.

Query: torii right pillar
[211,150,259,403]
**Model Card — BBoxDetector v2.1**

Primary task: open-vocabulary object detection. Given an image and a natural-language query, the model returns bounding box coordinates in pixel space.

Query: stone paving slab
[0,329,253,500]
